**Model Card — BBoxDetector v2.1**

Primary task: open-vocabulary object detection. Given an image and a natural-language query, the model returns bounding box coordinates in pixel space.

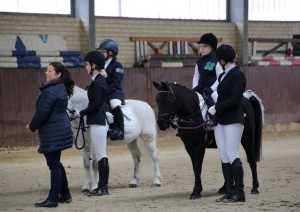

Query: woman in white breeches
[90,124,109,161]
[208,44,247,203]
[214,124,244,164]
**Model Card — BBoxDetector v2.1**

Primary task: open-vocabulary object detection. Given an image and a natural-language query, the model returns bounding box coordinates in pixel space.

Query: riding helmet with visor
[97,39,119,55]
[197,33,218,50]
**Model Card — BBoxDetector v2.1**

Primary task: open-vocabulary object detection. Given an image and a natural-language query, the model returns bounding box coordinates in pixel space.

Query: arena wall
[1,13,299,67]
[0,13,299,148]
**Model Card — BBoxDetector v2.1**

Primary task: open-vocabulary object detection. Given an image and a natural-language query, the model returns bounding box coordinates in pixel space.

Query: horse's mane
[167,82,194,94]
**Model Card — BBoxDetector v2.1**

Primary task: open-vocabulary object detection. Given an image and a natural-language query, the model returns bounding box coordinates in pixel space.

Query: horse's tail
[244,90,265,162]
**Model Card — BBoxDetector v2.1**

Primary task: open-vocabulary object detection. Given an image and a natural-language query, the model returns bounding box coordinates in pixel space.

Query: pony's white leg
[90,144,99,191]
[140,134,161,187]
[91,158,99,190]
[126,139,141,188]
[81,147,93,193]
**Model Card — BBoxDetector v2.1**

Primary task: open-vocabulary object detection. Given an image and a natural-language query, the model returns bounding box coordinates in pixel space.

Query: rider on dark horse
[192,33,219,108]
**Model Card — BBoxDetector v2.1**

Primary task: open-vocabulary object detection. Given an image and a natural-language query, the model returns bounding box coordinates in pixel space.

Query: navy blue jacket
[80,74,108,125]
[215,66,246,125]
[29,78,73,153]
[196,51,218,89]
[105,59,125,101]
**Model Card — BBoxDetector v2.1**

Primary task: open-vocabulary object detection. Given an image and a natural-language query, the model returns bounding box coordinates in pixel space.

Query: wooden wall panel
[0,66,299,147]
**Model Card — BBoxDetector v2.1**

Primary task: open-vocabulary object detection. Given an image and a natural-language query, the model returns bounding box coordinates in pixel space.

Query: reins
[73,116,88,150]
[67,108,89,150]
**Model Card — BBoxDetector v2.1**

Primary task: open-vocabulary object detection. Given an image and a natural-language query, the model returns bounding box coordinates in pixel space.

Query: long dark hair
[49,62,75,97]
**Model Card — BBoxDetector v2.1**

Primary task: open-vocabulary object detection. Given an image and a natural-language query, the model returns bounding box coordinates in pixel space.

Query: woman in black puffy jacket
[27,62,74,208]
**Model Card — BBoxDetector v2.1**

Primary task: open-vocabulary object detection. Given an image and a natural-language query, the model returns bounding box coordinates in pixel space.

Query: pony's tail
[244,90,264,162]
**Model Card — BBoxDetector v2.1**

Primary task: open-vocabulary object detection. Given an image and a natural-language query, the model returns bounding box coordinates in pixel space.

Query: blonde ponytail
[99,69,108,78]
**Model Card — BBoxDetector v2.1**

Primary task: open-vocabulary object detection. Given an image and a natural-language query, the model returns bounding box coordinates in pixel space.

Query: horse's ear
[153,81,162,90]
[161,82,168,90]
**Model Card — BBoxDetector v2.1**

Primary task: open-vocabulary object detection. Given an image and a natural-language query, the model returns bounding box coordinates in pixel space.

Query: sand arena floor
[0,129,299,212]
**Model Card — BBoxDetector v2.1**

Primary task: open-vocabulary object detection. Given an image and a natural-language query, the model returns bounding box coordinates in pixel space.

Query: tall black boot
[88,158,109,196]
[216,163,234,202]
[227,158,245,202]
[110,106,124,140]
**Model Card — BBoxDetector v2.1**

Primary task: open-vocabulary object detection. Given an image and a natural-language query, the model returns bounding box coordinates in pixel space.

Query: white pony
[68,86,161,192]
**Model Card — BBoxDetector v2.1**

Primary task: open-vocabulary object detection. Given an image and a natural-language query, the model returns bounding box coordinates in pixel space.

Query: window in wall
[249,0,300,21]
[95,0,226,20]
[0,0,70,14]
[1,0,299,21]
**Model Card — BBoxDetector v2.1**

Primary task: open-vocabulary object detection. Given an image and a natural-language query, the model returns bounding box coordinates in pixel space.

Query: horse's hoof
[251,188,259,194]
[129,184,137,188]
[189,193,201,200]
[152,183,161,187]
[82,189,90,194]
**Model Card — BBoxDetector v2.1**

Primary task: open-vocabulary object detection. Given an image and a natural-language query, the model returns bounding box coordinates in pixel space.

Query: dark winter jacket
[79,74,108,125]
[105,59,124,101]
[215,66,246,125]
[195,51,218,89]
[29,78,73,153]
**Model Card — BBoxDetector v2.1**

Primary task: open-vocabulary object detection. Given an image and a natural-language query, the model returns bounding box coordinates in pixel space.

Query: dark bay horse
[153,81,264,200]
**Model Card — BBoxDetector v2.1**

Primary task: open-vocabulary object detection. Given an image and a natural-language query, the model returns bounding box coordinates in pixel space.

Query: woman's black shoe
[34,199,58,208]
[58,193,72,203]
[216,192,233,202]
[88,187,109,196]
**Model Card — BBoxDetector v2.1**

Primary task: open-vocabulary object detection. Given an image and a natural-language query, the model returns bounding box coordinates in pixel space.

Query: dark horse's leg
[182,139,206,199]
[241,97,262,194]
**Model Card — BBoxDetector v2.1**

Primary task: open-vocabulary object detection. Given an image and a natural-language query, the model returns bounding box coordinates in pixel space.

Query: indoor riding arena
[0,0,299,211]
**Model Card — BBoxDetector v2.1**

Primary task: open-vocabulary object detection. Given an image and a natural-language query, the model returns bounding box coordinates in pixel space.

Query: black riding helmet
[97,39,119,55]
[84,50,105,69]
[197,33,218,50]
[216,44,236,63]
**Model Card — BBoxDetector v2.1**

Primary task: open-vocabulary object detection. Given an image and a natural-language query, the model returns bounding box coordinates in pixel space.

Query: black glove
[203,87,213,96]
[192,85,202,93]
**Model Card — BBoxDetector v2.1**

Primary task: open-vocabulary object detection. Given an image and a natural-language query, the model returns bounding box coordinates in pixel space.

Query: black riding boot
[216,163,234,202]
[110,106,124,140]
[227,158,245,202]
[88,157,109,196]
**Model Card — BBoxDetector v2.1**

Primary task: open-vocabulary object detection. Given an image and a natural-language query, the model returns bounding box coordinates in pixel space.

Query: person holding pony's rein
[208,44,247,203]
[74,50,113,197]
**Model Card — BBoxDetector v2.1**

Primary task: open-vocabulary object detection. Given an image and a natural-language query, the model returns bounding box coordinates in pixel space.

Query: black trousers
[44,151,69,202]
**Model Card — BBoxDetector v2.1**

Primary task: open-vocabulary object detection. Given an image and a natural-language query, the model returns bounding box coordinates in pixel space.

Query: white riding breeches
[211,91,218,103]
[110,99,122,110]
[89,124,109,161]
[214,123,244,164]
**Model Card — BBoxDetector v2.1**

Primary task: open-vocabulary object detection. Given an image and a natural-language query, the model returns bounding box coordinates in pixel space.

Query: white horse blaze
[68,86,161,191]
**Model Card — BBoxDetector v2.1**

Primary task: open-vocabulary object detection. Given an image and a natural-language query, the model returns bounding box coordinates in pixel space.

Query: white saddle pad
[195,92,208,119]
[120,105,137,135]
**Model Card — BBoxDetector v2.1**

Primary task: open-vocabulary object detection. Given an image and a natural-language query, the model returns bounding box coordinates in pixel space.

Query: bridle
[66,107,89,150]
[157,84,204,129]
